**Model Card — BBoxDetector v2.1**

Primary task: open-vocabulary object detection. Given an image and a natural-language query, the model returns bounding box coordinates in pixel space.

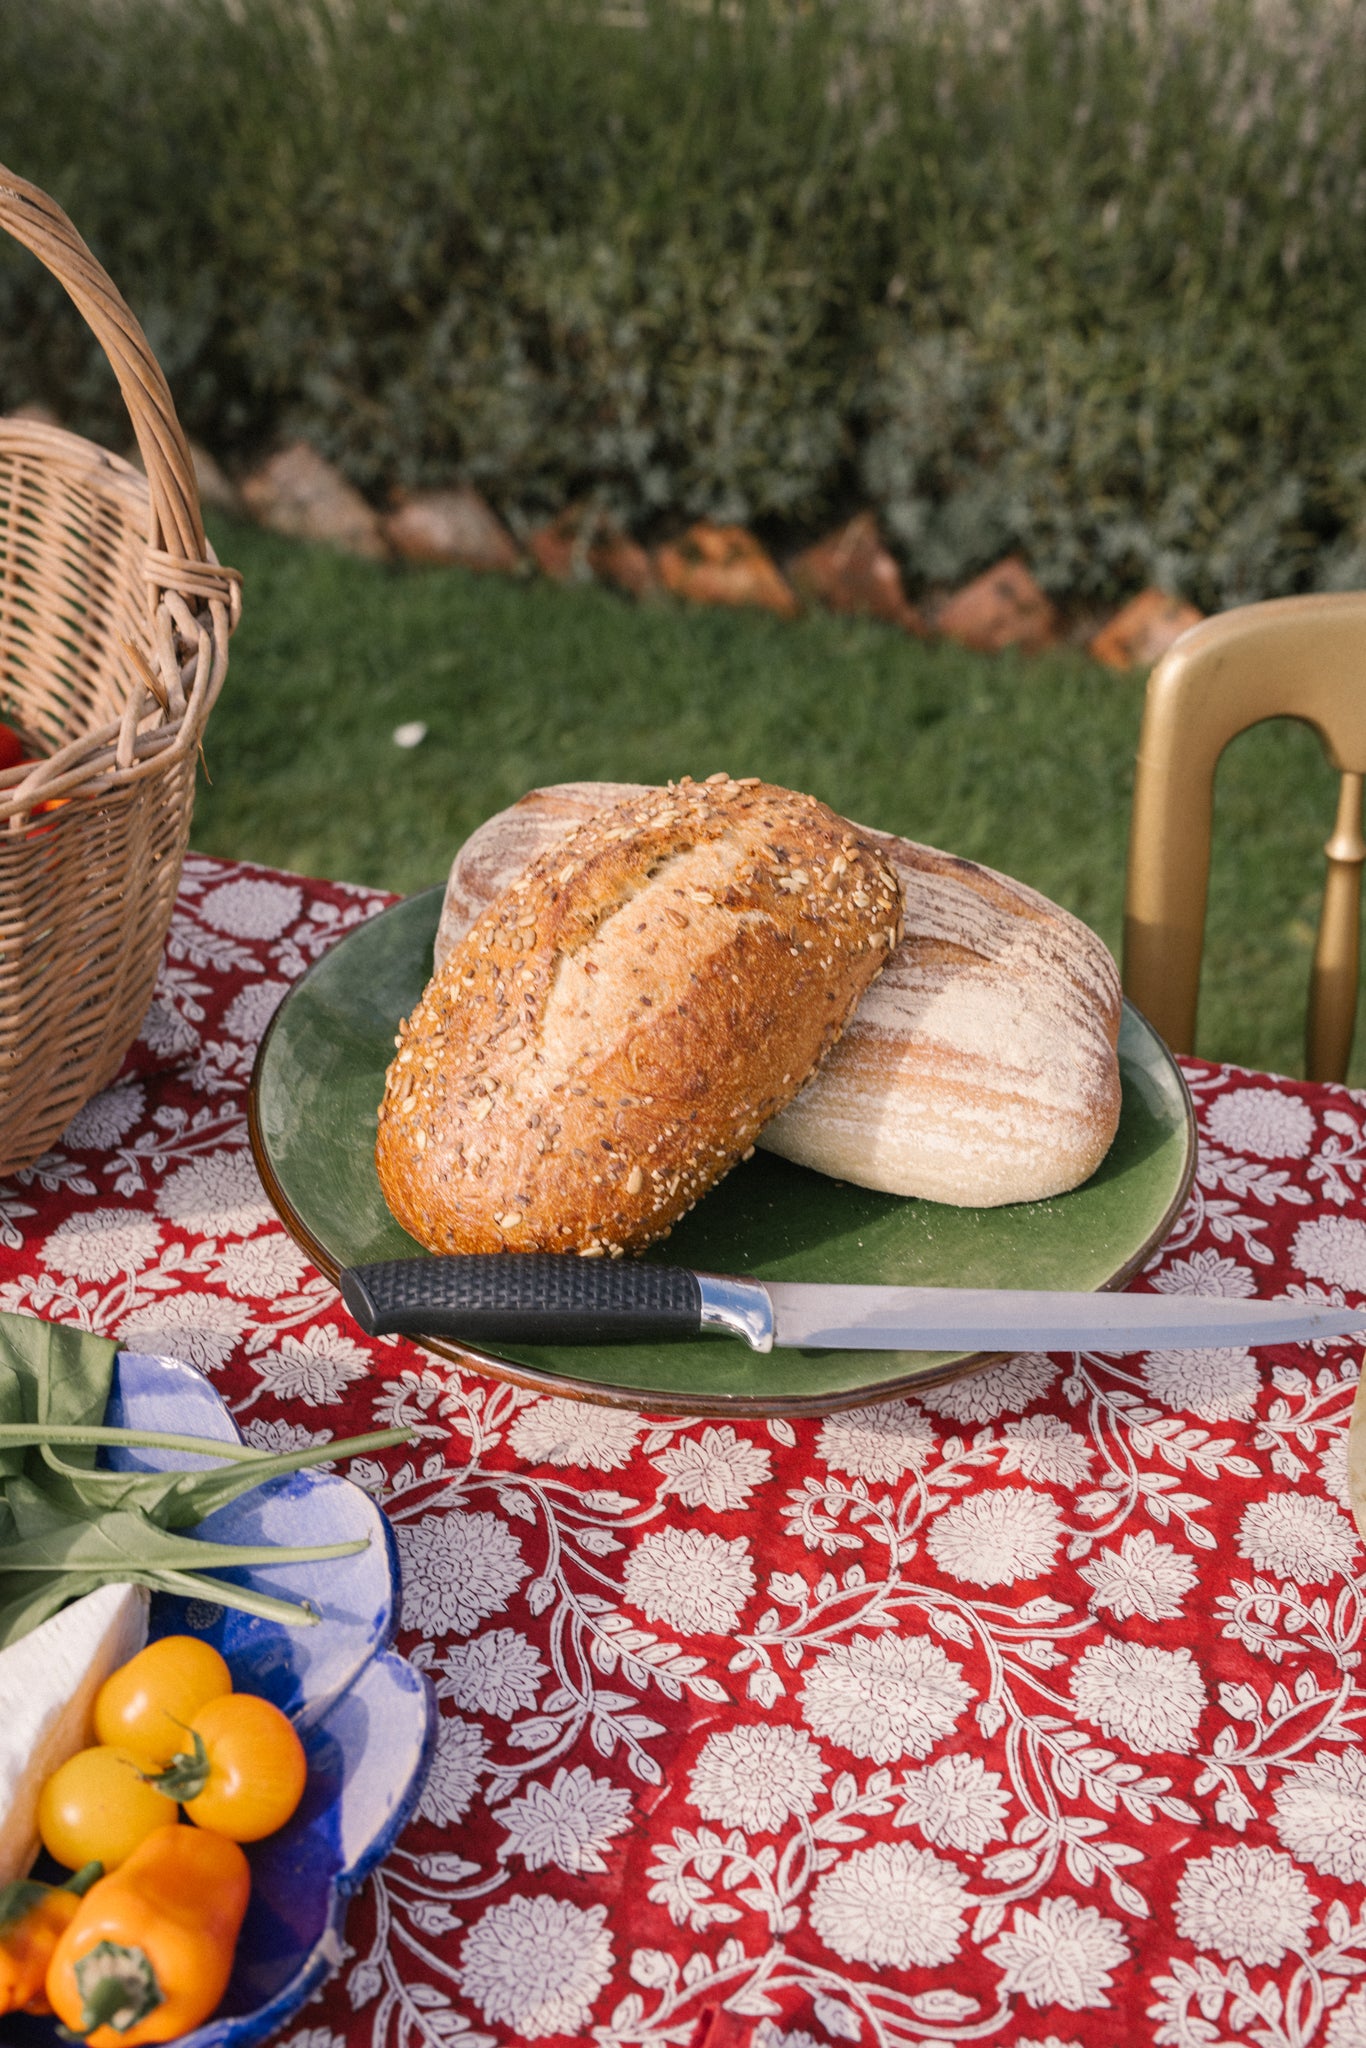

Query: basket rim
[0,164,241,823]
[0,421,240,824]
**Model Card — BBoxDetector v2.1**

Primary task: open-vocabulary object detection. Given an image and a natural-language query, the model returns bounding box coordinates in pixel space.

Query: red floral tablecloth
[9,854,1366,2048]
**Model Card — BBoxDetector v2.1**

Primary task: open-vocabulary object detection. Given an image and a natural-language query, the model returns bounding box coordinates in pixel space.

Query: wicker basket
[0,165,240,1175]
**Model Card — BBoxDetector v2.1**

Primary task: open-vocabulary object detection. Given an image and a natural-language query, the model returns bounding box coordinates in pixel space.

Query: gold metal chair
[1123,591,1366,1082]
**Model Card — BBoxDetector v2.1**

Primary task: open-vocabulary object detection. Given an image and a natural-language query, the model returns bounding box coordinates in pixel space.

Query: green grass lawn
[193,515,1354,1084]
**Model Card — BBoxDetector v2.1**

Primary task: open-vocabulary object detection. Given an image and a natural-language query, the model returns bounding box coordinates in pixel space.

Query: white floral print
[213,1233,312,1298]
[509,1396,642,1470]
[800,1633,972,1763]
[1069,1641,1206,1754]
[1079,1532,1198,1622]
[1292,1215,1366,1292]
[816,1401,937,1482]
[656,1425,771,1510]
[61,1084,146,1152]
[687,1724,827,1832]
[119,1291,253,1375]
[1174,1845,1316,1965]
[241,1417,332,1454]
[1328,1986,1366,2048]
[896,1753,1010,1852]
[984,1895,1130,2010]
[1273,1748,1366,1882]
[155,1148,274,1235]
[459,1896,612,2039]
[222,978,290,1046]
[1204,1087,1315,1159]
[926,1487,1063,1587]
[622,1528,754,1633]
[1237,1492,1359,1582]
[398,1510,529,1637]
[918,1352,1058,1422]
[252,1324,371,1405]
[1139,1346,1260,1422]
[24,851,1366,2048]
[44,1209,160,1281]
[1320,1428,1352,1512]
[998,1415,1093,1486]
[136,996,198,1061]
[418,1713,488,1825]
[1150,1250,1256,1297]
[436,1629,546,1718]
[810,1841,968,1968]
[494,1766,633,1873]
[198,877,303,938]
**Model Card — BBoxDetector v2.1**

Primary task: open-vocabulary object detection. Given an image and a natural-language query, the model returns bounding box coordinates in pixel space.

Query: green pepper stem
[73,1938,162,2033]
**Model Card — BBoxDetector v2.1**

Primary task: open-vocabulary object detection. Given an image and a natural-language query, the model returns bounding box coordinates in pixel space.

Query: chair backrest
[1123,591,1366,1083]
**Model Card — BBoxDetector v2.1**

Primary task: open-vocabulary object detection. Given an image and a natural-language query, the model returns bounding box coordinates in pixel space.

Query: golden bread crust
[378,775,901,1254]
[431,781,1123,1209]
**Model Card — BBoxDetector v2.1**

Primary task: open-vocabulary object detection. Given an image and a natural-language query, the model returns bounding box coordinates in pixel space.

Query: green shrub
[3,0,1365,607]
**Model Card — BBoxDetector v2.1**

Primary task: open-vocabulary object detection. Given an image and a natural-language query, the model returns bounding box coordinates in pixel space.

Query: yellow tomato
[94,1636,232,1769]
[168,1695,307,1843]
[38,1748,176,1872]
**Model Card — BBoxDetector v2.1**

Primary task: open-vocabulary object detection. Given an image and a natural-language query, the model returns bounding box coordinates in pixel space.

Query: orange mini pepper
[45,1824,249,2045]
[0,1862,102,2016]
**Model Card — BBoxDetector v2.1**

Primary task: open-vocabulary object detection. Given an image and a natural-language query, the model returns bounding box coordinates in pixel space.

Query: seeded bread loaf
[434,782,1123,1207]
[379,775,902,1255]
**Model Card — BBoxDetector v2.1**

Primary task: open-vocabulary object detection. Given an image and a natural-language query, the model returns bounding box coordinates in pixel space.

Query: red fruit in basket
[0,722,28,770]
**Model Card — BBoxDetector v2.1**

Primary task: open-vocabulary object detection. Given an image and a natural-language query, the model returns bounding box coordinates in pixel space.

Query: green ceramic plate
[249,887,1196,1416]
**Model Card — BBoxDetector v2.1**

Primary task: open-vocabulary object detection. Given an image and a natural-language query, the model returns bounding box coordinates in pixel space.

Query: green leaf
[0,1570,111,1646]
[0,1310,412,1649]
[0,1312,115,1432]
[0,1314,117,1480]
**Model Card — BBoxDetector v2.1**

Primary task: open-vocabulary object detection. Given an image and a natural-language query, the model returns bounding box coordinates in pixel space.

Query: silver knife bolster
[697,1273,775,1353]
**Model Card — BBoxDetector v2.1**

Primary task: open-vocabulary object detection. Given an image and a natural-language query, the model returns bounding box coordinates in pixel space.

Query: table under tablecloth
[8,852,1366,2048]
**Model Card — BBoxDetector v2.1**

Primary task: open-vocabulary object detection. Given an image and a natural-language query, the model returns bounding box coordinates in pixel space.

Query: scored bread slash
[376,775,902,1256]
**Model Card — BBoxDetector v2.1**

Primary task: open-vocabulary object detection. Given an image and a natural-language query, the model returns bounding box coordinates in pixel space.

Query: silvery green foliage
[4,0,1366,605]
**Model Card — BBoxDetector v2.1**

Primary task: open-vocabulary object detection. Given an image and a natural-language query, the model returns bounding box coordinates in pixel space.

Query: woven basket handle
[0,162,207,567]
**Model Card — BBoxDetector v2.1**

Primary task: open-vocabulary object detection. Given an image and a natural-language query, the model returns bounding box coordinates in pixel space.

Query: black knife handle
[341,1254,704,1345]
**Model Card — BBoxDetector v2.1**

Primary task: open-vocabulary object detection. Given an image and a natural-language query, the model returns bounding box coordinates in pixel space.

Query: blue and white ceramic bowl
[15,1351,436,2048]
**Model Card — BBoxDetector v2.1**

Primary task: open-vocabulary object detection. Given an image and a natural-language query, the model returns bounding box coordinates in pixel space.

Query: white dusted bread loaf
[434,781,1122,1208]
[762,829,1121,1205]
[381,776,901,1255]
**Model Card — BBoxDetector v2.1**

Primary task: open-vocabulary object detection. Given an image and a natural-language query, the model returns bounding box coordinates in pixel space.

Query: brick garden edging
[247,444,1203,672]
[7,409,1200,673]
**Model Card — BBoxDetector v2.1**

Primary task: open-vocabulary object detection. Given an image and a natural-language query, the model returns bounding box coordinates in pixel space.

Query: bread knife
[340,1255,1366,1354]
